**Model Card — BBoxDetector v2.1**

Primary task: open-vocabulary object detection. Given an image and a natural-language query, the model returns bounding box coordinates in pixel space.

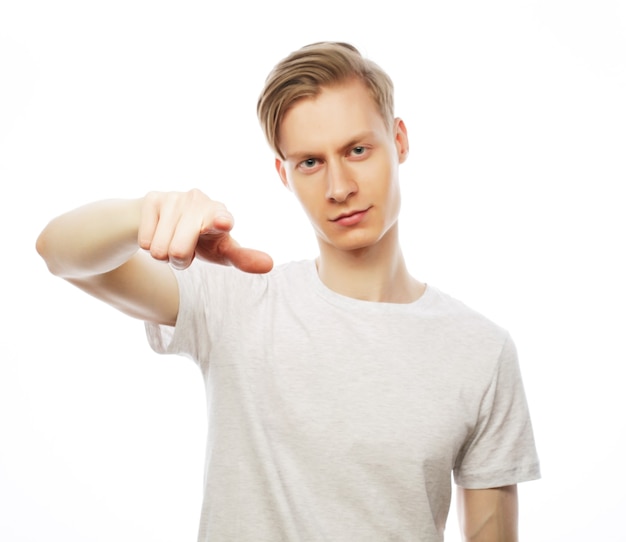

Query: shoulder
[425,285,509,340]
[421,285,516,377]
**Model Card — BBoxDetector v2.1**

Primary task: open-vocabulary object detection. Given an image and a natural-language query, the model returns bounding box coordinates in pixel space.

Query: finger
[167,211,206,270]
[169,204,236,269]
[219,238,274,274]
[200,209,234,235]
[148,196,183,262]
[137,193,161,251]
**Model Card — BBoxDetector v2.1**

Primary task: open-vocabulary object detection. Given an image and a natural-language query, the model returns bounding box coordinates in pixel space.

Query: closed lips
[331,207,370,221]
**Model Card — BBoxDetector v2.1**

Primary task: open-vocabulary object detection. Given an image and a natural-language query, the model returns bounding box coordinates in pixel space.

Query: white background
[2,1,625,540]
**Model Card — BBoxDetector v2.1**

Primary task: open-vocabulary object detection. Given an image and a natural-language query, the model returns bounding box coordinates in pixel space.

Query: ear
[393,118,409,164]
[275,158,292,191]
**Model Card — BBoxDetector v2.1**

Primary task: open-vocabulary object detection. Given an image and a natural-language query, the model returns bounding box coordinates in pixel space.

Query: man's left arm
[457,485,518,542]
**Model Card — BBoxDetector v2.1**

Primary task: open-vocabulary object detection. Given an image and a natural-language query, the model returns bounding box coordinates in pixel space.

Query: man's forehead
[278,82,387,157]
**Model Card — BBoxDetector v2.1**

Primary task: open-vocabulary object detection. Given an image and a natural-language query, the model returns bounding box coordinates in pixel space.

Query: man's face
[275,79,409,256]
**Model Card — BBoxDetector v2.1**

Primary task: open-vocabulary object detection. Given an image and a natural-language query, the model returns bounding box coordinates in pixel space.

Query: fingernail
[170,258,187,269]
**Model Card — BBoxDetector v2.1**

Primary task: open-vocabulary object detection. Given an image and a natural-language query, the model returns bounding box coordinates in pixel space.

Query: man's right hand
[139,190,273,273]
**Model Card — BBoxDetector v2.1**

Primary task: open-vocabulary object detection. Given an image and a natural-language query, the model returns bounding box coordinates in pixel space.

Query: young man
[37,42,540,541]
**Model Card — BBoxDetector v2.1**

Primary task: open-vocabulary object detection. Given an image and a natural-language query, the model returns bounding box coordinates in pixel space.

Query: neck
[316,226,425,304]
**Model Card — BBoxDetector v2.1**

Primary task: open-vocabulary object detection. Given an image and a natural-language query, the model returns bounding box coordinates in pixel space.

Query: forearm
[36,198,142,279]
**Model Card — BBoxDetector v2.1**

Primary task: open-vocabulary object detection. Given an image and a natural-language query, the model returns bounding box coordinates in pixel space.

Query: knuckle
[186,188,207,206]
[188,187,204,198]
[168,244,188,261]
[212,200,227,213]
[138,237,151,251]
[143,190,162,206]
[149,247,169,261]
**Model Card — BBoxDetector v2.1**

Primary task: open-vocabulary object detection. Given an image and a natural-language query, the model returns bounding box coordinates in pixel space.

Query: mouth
[330,207,372,226]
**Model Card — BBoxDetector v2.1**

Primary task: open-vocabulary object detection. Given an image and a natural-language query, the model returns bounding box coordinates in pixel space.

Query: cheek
[291,185,323,215]
[378,164,402,214]
[366,159,397,194]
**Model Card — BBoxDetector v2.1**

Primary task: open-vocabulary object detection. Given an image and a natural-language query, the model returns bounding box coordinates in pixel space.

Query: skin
[457,485,519,541]
[276,79,423,303]
[36,192,272,325]
[36,78,519,540]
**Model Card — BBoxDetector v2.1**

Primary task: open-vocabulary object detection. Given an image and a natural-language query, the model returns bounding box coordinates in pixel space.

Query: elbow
[36,226,61,276]
[35,229,51,267]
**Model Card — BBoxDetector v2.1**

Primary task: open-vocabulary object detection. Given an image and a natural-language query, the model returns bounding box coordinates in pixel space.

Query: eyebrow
[284,131,378,161]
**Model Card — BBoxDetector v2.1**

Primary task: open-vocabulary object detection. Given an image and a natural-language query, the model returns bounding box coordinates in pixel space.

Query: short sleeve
[144,262,214,370]
[453,334,541,488]
[144,261,269,371]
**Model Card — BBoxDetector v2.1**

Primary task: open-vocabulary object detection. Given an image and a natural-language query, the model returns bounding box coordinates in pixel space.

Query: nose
[325,159,357,203]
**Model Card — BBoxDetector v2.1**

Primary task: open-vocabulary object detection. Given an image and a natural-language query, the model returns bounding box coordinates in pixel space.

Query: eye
[297,157,322,173]
[349,146,370,159]
[299,158,318,169]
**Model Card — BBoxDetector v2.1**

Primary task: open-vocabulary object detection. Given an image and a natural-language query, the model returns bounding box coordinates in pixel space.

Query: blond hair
[257,42,395,159]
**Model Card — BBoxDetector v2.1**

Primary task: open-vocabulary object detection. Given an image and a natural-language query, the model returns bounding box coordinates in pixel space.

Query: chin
[320,231,386,254]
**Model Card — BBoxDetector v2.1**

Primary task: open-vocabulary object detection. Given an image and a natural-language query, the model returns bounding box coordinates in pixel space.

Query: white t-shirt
[146,259,540,542]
